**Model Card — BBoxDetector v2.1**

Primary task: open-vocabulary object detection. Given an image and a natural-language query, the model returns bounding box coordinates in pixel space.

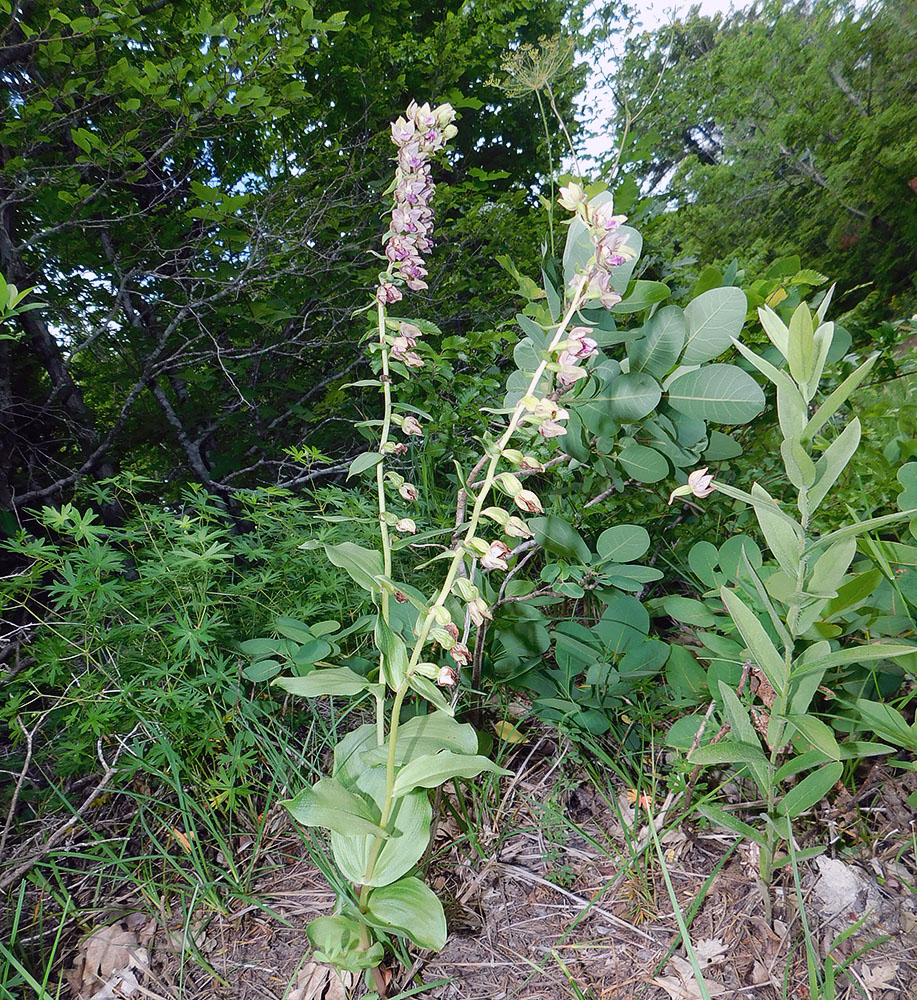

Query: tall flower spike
[377,102,457,301]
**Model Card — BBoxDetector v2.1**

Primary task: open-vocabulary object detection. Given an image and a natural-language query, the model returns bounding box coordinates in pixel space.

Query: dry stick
[0,739,121,891]
[0,717,35,861]
[498,862,661,945]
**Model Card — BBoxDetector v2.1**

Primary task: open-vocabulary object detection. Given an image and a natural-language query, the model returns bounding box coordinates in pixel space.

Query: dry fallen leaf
[694,937,727,968]
[650,974,727,999]
[288,962,355,1000]
[859,961,900,992]
[66,923,149,999]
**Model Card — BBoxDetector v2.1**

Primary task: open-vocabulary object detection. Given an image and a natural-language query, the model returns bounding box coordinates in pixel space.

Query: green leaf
[809,418,861,512]
[662,596,718,627]
[292,638,334,665]
[307,916,384,971]
[595,524,650,563]
[697,804,767,847]
[529,515,591,563]
[792,642,917,678]
[347,451,384,480]
[375,617,409,688]
[780,762,842,819]
[681,286,748,364]
[785,715,840,759]
[617,444,669,483]
[242,658,282,681]
[628,305,685,377]
[611,279,670,314]
[408,674,455,716]
[361,712,478,765]
[275,617,314,643]
[331,769,432,887]
[366,877,447,951]
[274,667,373,698]
[606,372,661,422]
[667,365,765,424]
[392,750,510,797]
[666,645,708,700]
[282,777,386,838]
[689,740,770,766]
[324,542,383,594]
[703,430,743,461]
[720,587,787,692]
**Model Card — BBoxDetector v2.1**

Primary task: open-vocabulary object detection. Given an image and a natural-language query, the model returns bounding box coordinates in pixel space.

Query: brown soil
[6,750,917,1000]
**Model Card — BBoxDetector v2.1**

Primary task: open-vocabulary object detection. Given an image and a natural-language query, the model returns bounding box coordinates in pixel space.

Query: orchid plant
[265,101,640,987]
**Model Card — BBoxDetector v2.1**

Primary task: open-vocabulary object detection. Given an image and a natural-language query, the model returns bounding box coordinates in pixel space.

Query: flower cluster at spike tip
[558,182,636,308]
[376,101,457,304]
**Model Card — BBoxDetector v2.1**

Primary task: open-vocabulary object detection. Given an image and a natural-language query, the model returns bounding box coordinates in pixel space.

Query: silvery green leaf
[780,439,816,491]
[809,418,861,512]
[721,586,788,691]
[757,304,790,357]
[751,483,804,580]
[628,305,685,377]
[681,286,747,364]
[807,537,856,597]
[786,303,815,386]
[803,353,877,441]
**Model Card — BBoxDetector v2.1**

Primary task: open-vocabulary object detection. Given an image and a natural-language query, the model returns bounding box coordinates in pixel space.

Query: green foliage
[0,478,375,781]
[679,300,917,881]
[605,0,917,316]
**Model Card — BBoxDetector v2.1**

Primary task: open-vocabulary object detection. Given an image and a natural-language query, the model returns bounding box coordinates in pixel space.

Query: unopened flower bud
[432,605,453,626]
[515,489,543,514]
[453,577,478,602]
[495,472,523,497]
[519,455,544,472]
[430,626,455,649]
[399,483,419,501]
[558,182,587,212]
[465,536,490,556]
[504,516,533,538]
[482,506,509,527]
[502,448,524,465]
